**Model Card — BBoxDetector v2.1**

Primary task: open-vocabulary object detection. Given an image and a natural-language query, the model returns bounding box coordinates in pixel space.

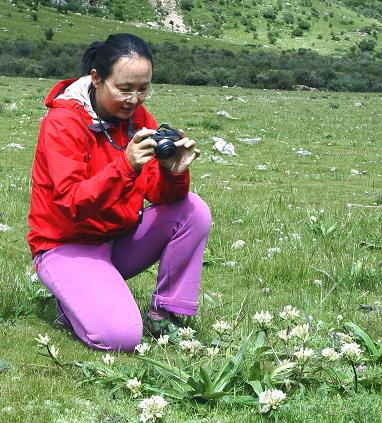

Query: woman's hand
[158,130,200,173]
[125,127,157,171]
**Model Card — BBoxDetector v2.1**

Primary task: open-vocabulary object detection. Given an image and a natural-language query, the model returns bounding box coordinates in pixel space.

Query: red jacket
[27,78,190,258]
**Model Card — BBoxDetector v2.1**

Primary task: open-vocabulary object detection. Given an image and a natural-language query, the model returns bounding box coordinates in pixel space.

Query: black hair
[80,33,153,78]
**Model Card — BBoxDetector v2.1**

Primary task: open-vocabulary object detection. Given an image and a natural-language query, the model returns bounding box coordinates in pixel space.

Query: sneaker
[142,312,184,343]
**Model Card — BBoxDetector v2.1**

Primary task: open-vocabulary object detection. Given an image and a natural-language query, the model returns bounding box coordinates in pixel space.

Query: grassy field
[1,76,382,422]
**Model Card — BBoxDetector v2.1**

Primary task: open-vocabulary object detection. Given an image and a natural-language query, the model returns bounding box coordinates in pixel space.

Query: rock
[216,110,238,120]
[212,137,236,156]
[295,149,312,157]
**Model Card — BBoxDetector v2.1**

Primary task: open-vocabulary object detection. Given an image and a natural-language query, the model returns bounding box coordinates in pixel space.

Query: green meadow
[1,76,382,422]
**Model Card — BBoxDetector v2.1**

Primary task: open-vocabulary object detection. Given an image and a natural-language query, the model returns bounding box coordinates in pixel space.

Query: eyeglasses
[104,79,153,101]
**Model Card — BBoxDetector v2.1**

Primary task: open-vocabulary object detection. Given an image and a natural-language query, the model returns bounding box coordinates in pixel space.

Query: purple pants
[35,193,211,352]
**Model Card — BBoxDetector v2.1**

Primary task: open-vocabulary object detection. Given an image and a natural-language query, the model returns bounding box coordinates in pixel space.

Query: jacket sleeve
[144,160,190,204]
[41,109,139,221]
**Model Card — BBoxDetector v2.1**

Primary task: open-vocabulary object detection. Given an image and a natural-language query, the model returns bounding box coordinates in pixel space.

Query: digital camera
[148,123,181,160]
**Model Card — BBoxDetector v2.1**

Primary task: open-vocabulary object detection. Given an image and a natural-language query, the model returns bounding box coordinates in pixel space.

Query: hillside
[0,0,382,56]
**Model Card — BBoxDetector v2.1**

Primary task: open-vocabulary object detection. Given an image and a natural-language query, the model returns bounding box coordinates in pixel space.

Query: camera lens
[155,138,176,160]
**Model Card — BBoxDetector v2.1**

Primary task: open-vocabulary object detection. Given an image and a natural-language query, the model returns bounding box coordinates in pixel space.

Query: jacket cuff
[159,166,190,181]
[117,152,140,179]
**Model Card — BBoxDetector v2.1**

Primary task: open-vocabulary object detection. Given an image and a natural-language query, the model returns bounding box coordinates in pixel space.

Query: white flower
[290,324,310,342]
[135,343,151,355]
[102,353,115,366]
[336,314,343,324]
[49,345,59,359]
[253,311,273,329]
[157,335,169,346]
[30,273,39,282]
[138,395,168,422]
[212,320,232,335]
[35,333,50,346]
[126,377,142,398]
[0,223,12,232]
[336,332,353,344]
[277,330,290,343]
[266,247,281,258]
[294,347,314,363]
[206,347,220,356]
[258,389,286,413]
[177,327,196,340]
[340,342,363,362]
[321,347,340,361]
[313,279,322,286]
[279,305,300,322]
[179,339,202,356]
[309,215,318,223]
[231,240,246,249]
[351,169,362,175]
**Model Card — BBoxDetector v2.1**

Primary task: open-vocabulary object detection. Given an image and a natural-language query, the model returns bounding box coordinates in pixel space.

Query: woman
[27,33,211,352]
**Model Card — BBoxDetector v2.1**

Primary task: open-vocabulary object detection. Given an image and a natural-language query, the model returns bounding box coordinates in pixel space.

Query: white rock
[216,110,238,120]
[256,164,268,171]
[2,143,24,150]
[210,155,228,165]
[0,223,11,231]
[231,240,246,250]
[212,137,236,156]
[295,149,312,157]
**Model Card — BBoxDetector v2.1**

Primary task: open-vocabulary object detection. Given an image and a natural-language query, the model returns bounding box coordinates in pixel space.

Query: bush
[262,8,277,20]
[184,70,212,85]
[359,38,376,52]
[44,28,54,41]
[291,27,304,37]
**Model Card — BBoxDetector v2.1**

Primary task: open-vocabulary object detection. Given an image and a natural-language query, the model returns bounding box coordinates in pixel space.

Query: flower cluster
[279,305,300,322]
[253,311,273,329]
[340,342,363,362]
[102,353,115,366]
[135,343,151,356]
[138,395,168,422]
[179,339,202,356]
[212,320,232,335]
[126,377,142,398]
[259,389,287,414]
[177,327,196,340]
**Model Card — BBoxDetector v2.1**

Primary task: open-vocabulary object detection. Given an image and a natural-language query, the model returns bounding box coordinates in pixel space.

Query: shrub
[44,28,54,41]
[291,27,304,37]
[184,70,212,85]
[262,8,277,20]
[359,38,376,52]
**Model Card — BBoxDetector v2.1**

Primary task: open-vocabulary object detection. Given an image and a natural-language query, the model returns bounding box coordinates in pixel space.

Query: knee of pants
[184,192,212,236]
[85,321,143,352]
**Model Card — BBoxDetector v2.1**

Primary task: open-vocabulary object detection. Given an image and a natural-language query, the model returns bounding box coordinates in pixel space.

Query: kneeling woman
[27,33,211,352]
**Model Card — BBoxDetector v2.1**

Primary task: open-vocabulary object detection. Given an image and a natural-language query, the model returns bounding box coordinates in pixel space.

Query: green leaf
[247,380,263,396]
[224,395,259,405]
[344,321,380,360]
[200,367,213,393]
[270,361,296,381]
[213,333,252,392]
[135,355,190,385]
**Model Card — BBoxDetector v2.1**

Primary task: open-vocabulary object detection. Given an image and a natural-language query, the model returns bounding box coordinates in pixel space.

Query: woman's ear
[91,69,102,88]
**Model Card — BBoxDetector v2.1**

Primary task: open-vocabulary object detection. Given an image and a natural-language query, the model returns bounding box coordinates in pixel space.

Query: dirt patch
[149,0,187,33]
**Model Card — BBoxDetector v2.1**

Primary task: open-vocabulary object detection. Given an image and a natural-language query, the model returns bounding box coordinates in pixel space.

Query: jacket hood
[45,76,99,124]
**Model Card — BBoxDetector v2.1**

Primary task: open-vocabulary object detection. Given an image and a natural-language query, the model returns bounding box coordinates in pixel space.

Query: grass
[1,76,382,421]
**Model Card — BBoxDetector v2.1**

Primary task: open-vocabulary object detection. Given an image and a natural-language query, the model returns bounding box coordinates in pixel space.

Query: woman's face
[91,54,152,121]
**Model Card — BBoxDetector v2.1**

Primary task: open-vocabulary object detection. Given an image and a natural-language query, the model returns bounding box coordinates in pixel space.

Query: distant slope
[0,0,381,56]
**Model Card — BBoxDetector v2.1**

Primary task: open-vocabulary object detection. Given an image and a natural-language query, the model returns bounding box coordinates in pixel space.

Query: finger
[133,128,156,143]
[178,128,185,139]
[174,138,190,148]
[137,139,157,149]
[184,139,196,149]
